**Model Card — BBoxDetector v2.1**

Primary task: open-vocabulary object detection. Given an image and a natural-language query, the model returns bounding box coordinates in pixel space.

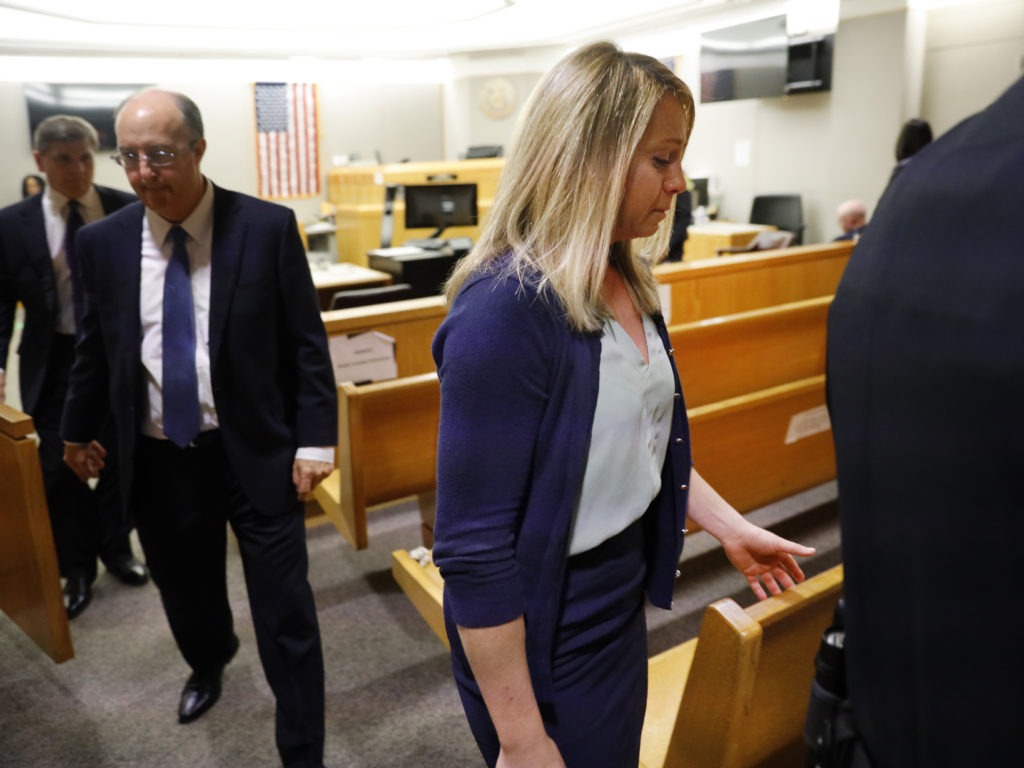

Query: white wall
[0,67,446,226]
[0,0,1021,240]
[922,0,1024,135]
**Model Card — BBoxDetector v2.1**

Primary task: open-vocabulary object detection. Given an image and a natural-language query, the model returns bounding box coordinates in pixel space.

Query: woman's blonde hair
[445,41,695,332]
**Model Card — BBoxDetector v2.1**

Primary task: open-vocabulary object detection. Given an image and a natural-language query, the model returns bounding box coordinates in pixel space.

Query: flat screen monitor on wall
[700,15,788,103]
[24,83,150,150]
[403,183,478,239]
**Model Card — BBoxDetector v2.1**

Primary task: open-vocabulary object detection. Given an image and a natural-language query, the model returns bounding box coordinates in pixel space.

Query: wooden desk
[310,262,393,310]
[328,159,503,266]
[683,222,775,261]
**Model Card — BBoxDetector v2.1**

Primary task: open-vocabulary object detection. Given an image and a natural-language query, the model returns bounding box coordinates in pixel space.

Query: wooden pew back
[671,296,830,408]
[642,564,844,768]
[688,375,834,519]
[314,373,440,549]
[388,373,835,640]
[317,248,844,543]
[654,241,851,324]
[315,244,849,384]
[322,295,447,379]
[0,404,73,663]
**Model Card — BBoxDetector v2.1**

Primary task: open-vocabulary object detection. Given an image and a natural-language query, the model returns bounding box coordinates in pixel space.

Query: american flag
[254,82,321,199]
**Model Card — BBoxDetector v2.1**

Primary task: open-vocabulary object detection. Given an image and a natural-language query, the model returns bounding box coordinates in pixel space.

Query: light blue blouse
[568,313,676,555]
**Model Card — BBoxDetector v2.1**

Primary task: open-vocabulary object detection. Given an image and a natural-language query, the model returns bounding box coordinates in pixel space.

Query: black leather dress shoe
[178,636,239,724]
[63,575,92,619]
[105,556,150,586]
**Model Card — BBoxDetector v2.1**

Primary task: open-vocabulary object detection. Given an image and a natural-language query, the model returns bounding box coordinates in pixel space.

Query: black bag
[803,598,873,768]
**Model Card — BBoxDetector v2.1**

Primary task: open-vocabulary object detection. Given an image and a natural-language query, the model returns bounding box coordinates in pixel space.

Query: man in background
[833,198,868,242]
[62,89,336,768]
[0,115,148,619]
[827,77,1024,766]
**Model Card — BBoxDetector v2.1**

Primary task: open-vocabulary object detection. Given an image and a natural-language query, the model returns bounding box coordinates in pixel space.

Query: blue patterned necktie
[162,226,200,448]
[64,199,86,330]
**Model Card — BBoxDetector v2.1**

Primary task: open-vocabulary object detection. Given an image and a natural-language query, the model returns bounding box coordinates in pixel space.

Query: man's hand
[64,440,107,483]
[292,458,333,498]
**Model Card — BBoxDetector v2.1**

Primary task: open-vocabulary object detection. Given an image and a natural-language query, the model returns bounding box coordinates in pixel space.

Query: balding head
[114,89,207,223]
[837,199,867,233]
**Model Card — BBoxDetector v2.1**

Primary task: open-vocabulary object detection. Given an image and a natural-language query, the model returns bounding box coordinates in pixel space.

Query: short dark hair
[33,115,99,154]
[169,91,205,141]
[895,118,933,162]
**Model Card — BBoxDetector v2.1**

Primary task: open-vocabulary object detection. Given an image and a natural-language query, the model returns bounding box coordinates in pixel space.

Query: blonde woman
[432,42,815,768]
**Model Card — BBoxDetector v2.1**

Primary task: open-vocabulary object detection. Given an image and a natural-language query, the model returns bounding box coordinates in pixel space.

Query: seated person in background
[834,198,868,241]
[21,173,45,198]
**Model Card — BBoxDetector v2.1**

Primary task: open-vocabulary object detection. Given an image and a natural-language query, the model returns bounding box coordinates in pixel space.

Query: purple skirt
[450,517,649,767]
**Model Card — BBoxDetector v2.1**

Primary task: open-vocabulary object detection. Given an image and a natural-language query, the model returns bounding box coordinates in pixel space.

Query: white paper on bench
[330,331,398,384]
[785,404,831,445]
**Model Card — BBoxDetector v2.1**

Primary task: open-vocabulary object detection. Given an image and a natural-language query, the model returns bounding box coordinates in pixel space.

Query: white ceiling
[0,0,797,60]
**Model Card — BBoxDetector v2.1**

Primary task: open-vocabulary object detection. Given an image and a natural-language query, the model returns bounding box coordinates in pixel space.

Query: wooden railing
[653,240,851,324]
[0,404,73,663]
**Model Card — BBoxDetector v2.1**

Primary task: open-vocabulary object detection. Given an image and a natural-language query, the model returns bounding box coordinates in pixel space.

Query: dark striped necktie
[64,199,86,330]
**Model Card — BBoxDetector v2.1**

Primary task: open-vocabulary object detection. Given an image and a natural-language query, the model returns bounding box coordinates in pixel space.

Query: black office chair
[329,283,415,310]
[750,194,805,245]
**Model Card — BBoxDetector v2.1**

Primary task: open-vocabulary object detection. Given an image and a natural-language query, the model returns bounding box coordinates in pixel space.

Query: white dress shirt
[138,178,333,464]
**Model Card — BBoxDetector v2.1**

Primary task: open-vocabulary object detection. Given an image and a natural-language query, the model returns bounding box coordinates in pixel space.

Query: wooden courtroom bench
[312,373,439,550]
[316,250,843,542]
[653,240,851,325]
[687,375,834,522]
[315,243,848,386]
[390,372,835,642]
[640,564,843,768]
[308,297,446,529]
[326,371,832,550]
[321,294,447,379]
[0,404,74,663]
[670,296,831,408]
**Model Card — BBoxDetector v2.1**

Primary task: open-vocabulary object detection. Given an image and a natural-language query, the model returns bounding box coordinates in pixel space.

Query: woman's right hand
[497,735,567,768]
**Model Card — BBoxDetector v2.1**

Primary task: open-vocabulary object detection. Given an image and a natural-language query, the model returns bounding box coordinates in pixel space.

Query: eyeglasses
[110,142,194,169]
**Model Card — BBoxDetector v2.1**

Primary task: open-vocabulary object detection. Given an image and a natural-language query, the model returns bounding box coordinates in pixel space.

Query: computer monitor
[465,145,503,158]
[403,183,478,239]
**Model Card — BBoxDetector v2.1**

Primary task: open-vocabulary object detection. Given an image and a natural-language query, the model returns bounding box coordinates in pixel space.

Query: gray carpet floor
[0,482,840,768]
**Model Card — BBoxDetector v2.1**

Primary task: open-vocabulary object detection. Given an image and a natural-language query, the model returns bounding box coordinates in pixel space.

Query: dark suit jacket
[827,76,1024,767]
[61,184,338,515]
[0,186,136,414]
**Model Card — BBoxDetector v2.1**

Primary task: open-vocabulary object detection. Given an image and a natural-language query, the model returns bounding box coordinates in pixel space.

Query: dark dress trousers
[827,76,1024,768]
[61,185,338,768]
[0,185,137,581]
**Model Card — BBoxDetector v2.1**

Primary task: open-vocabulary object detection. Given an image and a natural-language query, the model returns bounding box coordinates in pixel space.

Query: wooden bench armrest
[391,549,448,647]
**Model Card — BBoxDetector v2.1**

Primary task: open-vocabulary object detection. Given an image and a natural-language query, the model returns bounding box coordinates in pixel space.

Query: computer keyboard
[405,238,448,250]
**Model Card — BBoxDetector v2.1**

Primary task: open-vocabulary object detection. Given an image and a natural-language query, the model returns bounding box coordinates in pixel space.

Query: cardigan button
[675,569,682,578]
[674,437,684,444]
[681,528,689,535]
[674,392,682,399]
[679,484,688,491]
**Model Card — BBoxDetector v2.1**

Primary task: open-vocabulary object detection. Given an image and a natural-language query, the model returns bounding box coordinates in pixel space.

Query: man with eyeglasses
[0,114,149,621]
[60,89,336,768]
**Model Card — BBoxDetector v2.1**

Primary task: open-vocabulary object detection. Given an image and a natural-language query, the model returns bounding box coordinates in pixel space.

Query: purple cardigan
[432,261,691,698]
